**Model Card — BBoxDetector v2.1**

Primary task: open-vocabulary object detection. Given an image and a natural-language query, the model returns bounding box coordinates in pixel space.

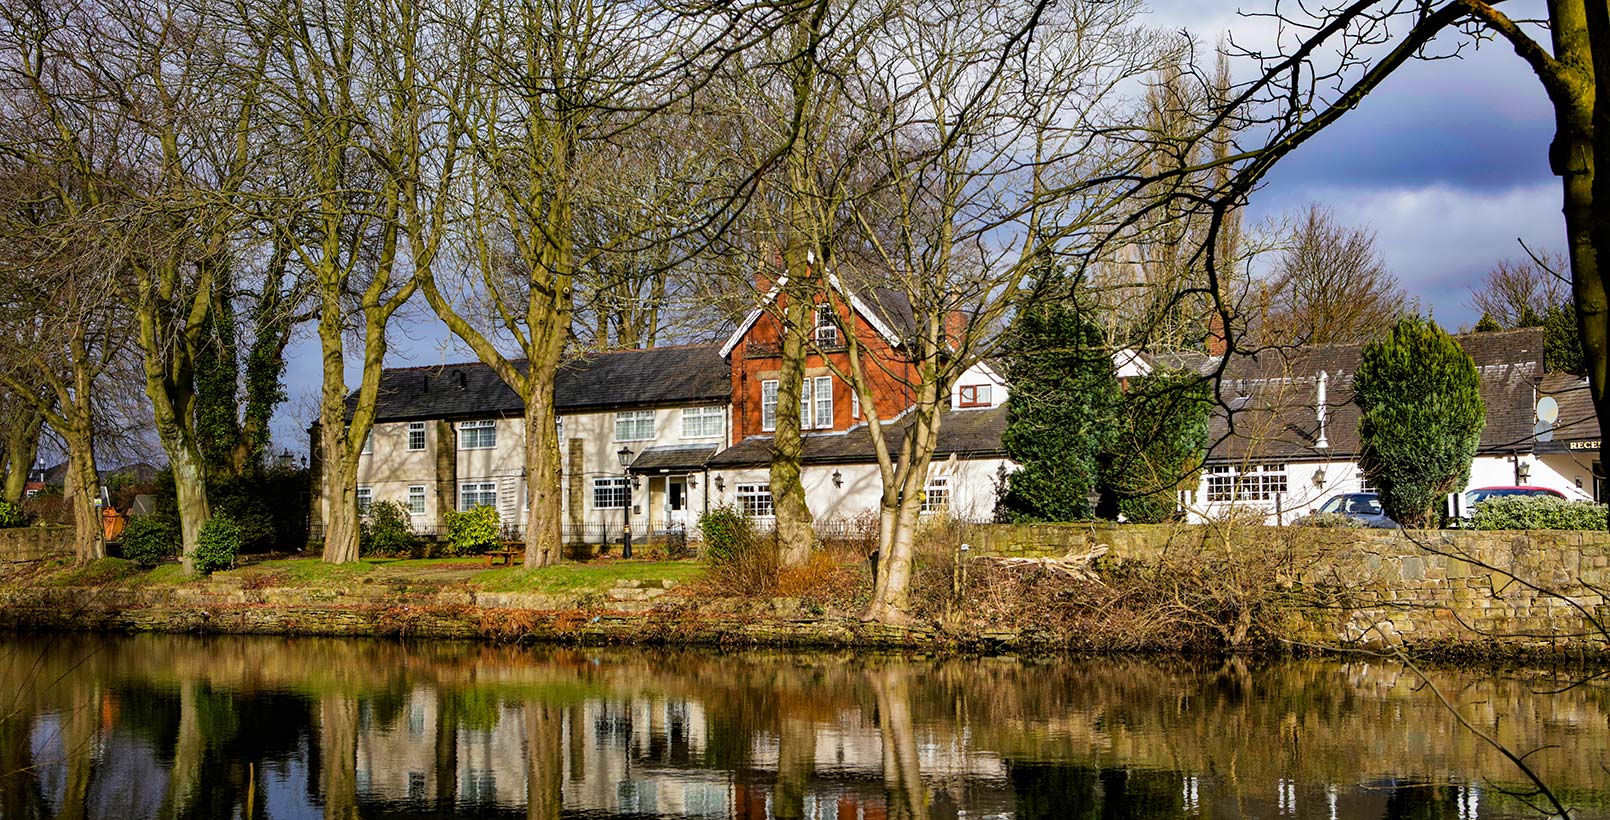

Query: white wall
[705,457,1010,529]
[559,404,727,534]
[1186,452,1594,524]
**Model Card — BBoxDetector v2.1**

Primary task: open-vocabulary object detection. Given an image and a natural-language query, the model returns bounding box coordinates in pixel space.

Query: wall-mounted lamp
[1312,467,1326,487]
[1518,460,1532,483]
[631,475,641,490]
[688,475,698,490]
[713,475,725,492]
[832,469,843,489]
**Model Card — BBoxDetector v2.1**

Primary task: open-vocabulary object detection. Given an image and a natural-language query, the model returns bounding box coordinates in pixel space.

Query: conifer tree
[1355,317,1485,527]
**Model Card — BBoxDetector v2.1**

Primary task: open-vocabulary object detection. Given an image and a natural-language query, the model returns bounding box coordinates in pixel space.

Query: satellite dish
[1538,396,1560,424]
[1535,420,1554,443]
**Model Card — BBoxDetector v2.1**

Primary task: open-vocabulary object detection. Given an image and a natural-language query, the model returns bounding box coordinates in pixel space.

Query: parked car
[1464,486,1568,507]
[1312,492,1398,528]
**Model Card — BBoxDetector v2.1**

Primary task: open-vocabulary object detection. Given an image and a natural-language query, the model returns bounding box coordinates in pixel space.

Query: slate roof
[707,405,1008,468]
[1536,371,1599,450]
[355,344,731,422]
[1204,328,1546,463]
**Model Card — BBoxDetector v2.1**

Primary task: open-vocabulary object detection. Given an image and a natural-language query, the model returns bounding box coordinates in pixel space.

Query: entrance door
[667,478,687,527]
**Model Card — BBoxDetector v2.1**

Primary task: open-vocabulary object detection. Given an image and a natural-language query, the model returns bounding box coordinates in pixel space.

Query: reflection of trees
[867,664,926,820]
[318,693,360,820]
[525,702,562,820]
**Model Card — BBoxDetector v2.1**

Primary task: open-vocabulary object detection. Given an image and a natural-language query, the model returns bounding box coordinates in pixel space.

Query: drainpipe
[1315,371,1330,451]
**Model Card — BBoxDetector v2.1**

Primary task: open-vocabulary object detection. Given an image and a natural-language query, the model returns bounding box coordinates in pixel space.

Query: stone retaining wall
[962,522,1610,650]
[0,527,72,563]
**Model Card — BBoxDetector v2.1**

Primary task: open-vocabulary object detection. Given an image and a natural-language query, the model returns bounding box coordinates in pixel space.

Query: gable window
[814,304,840,346]
[958,384,991,408]
[761,380,779,432]
[593,477,630,510]
[1205,463,1287,502]
[460,482,497,511]
[407,422,426,452]
[922,476,951,515]
[682,406,723,439]
[356,486,373,515]
[459,420,496,450]
[407,485,427,515]
[615,410,655,442]
[735,483,774,518]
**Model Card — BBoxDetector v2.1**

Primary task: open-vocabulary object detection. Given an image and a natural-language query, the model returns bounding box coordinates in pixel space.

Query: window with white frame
[812,376,833,429]
[922,476,951,514]
[1205,463,1287,502]
[814,303,840,346]
[407,485,427,516]
[459,482,497,510]
[1357,470,1374,493]
[958,384,991,408]
[761,380,778,432]
[593,477,630,510]
[852,389,860,419]
[681,406,723,439]
[361,431,373,454]
[356,486,373,515]
[407,422,426,451]
[615,410,655,441]
[459,420,496,449]
[556,417,564,443]
[735,483,774,517]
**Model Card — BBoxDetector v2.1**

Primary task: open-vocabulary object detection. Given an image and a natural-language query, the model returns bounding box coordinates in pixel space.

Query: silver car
[1315,492,1398,528]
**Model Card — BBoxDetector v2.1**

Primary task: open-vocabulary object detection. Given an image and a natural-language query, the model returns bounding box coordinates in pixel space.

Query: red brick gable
[726,298,918,442]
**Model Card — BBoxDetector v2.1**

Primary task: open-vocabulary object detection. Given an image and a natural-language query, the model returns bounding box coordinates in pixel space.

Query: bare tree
[1257,204,1412,346]
[809,0,1176,621]
[1468,250,1572,328]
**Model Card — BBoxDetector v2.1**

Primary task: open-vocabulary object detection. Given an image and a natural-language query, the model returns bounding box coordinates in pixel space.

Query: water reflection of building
[349,691,1019,819]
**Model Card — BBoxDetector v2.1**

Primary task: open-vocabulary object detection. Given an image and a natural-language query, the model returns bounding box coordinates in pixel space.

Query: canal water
[0,634,1604,819]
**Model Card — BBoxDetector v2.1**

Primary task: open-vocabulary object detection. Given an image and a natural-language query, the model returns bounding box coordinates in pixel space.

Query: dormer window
[814,304,840,347]
[958,384,991,408]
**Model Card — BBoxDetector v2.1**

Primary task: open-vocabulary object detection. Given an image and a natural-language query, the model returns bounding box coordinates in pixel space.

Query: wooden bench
[484,547,525,568]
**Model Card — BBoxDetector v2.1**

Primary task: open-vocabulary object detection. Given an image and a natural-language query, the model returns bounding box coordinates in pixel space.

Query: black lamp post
[617,446,634,558]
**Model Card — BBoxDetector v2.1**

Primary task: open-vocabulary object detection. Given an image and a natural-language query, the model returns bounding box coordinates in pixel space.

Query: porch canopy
[626,444,719,475]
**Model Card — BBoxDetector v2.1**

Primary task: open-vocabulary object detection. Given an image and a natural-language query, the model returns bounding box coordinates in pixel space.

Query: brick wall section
[729,302,917,442]
[0,527,73,562]
[961,522,1610,650]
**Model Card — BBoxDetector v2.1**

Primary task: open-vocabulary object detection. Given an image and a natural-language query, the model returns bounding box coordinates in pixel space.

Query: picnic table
[484,544,525,568]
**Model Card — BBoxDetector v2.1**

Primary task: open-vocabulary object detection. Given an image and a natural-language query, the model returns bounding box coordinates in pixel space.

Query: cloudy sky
[269,1,1565,448]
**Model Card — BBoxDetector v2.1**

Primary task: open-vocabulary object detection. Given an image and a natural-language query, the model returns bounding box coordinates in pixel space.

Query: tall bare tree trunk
[1,408,41,504]
[63,423,104,563]
[319,693,360,820]
[771,284,816,566]
[523,365,564,568]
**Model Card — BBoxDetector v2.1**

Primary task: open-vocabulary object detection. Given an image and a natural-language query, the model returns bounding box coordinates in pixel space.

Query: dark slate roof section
[355,344,731,422]
[707,405,1008,468]
[861,286,917,337]
[1536,372,1599,451]
[626,445,719,474]
[1204,328,1545,463]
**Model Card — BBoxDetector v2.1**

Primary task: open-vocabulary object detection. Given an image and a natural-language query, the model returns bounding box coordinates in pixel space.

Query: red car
[1464,486,1568,506]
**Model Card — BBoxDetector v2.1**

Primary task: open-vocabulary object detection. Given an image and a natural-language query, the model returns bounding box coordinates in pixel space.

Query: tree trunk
[55,679,99,820]
[771,288,815,567]
[774,715,816,820]
[320,433,360,564]
[1,408,41,504]
[868,666,926,820]
[63,427,104,563]
[171,448,210,574]
[523,366,563,568]
[160,679,203,818]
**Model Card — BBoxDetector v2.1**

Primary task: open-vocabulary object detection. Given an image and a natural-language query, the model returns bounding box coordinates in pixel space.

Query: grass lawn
[471,559,705,593]
[22,554,704,595]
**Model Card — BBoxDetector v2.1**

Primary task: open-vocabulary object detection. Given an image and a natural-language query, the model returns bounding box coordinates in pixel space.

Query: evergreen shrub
[1471,496,1608,530]
[0,500,26,528]
[121,516,180,567]
[1354,317,1485,527]
[444,505,500,556]
[194,513,242,574]
[361,500,419,556]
